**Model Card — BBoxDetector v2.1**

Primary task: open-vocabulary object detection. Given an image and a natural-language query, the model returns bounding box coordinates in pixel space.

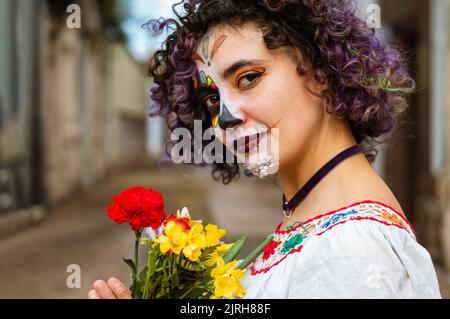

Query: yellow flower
[182,244,202,262]
[204,244,233,267]
[154,221,188,255]
[182,223,207,261]
[205,224,226,247]
[211,257,246,299]
[188,224,207,247]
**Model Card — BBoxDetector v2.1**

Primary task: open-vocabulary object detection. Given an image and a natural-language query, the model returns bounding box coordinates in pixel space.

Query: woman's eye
[237,73,262,89]
[204,95,220,109]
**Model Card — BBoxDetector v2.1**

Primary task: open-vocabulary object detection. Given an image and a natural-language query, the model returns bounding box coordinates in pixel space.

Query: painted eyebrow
[211,35,227,61]
[222,59,265,79]
[193,53,206,64]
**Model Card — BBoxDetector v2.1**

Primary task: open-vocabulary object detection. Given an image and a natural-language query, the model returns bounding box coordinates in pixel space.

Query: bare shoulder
[285,159,407,228]
[319,157,406,218]
[349,166,406,217]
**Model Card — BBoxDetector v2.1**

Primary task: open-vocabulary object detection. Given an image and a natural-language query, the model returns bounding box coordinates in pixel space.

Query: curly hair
[145,0,415,184]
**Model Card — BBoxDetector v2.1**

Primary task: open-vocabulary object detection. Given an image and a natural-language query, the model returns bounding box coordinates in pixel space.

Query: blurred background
[0,0,449,298]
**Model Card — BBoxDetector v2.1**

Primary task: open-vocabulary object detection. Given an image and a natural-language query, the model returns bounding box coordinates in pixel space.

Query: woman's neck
[278,119,363,204]
[275,119,404,227]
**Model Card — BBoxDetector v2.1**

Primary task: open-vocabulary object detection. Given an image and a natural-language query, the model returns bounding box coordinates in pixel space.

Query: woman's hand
[88,277,132,299]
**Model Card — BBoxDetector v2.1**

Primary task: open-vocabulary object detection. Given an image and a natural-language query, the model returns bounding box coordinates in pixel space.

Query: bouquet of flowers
[107,186,272,299]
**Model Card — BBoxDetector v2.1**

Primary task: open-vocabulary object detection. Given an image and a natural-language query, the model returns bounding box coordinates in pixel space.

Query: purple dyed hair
[145,0,415,184]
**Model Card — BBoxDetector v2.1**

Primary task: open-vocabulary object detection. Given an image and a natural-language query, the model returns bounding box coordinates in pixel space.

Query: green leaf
[222,236,247,264]
[238,235,273,270]
[180,258,206,272]
[123,258,136,274]
[137,266,148,281]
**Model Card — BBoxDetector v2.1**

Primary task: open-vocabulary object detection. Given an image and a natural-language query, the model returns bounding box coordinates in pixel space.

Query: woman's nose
[218,103,243,129]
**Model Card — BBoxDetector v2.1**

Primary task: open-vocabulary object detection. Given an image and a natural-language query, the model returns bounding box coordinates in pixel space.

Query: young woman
[89,0,441,299]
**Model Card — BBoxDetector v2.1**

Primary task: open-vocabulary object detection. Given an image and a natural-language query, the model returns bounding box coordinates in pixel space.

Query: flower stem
[132,229,142,299]
[237,235,273,270]
[143,247,152,299]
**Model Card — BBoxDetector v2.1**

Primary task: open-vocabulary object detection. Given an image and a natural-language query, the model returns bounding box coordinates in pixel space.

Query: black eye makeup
[204,94,220,109]
[195,86,220,114]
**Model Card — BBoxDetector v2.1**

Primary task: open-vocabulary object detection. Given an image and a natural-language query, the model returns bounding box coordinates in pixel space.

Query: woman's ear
[286,45,329,93]
[286,46,311,77]
[284,46,303,68]
[317,79,329,93]
[312,69,329,93]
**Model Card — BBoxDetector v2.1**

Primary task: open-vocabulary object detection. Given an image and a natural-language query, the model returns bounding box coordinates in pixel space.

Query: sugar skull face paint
[192,23,329,176]
[193,70,221,127]
[193,35,243,130]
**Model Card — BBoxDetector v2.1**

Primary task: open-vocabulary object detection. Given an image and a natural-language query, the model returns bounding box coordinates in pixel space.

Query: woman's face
[192,22,327,176]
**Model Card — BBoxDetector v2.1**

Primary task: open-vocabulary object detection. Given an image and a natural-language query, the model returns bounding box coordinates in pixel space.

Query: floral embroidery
[262,240,280,261]
[381,211,402,226]
[286,223,301,231]
[321,209,358,229]
[281,234,304,254]
[250,200,416,276]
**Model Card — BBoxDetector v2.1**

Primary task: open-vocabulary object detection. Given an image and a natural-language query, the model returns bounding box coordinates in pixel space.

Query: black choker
[282,144,363,218]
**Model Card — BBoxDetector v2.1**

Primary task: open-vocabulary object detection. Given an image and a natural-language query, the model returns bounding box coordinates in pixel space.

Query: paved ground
[0,164,280,299]
[0,164,449,298]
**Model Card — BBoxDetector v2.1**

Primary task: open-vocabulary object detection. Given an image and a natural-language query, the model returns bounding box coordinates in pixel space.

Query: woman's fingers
[88,289,101,299]
[93,280,117,299]
[90,278,132,299]
[107,277,132,299]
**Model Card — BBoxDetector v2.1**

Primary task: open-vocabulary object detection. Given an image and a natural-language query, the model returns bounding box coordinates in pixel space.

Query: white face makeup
[192,23,326,177]
[192,28,280,177]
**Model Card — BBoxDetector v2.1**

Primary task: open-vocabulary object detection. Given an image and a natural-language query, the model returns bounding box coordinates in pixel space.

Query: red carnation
[107,186,167,231]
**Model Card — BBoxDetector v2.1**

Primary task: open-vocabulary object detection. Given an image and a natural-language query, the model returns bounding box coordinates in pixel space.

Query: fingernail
[108,278,126,292]
[115,284,127,294]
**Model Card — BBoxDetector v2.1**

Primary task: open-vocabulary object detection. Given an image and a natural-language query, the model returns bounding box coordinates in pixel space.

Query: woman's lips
[234,132,265,154]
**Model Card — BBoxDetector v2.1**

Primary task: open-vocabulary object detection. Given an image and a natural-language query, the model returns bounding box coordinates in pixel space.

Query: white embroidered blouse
[241,200,441,299]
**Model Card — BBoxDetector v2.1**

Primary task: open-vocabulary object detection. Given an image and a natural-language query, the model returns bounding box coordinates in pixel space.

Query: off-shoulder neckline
[275,199,410,235]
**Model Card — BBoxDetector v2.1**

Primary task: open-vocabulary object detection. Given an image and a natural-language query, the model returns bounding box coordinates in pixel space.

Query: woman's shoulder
[285,201,442,298]
[318,199,416,239]
[251,200,416,275]
[302,200,418,255]
[306,200,438,270]
[297,200,429,267]
[249,200,441,297]
[277,200,416,242]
